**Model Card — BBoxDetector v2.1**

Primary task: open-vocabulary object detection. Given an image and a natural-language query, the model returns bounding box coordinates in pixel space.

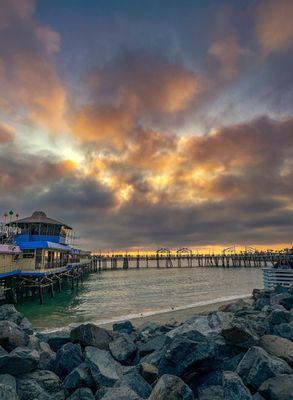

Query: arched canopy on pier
[176,248,192,256]
[156,248,171,256]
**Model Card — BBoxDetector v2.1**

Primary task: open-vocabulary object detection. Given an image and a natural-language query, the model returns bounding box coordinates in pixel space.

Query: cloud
[72,50,199,148]
[255,0,293,54]
[0,124,14,144]
[0,0,67,132]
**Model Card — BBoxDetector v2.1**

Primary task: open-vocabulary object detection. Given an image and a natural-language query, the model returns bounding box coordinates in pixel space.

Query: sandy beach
[100,294,251,330]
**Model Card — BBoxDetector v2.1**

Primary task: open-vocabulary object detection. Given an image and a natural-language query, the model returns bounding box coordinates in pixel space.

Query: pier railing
[263,268,293,289]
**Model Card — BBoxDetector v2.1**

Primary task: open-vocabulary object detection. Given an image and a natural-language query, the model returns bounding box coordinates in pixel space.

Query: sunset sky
[0,0,292,251]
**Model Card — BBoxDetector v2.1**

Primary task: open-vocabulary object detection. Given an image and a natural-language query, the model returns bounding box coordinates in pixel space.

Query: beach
[99,294,252,330]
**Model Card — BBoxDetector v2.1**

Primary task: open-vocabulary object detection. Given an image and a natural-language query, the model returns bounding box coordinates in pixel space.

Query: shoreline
[98,294,251,329]
[39,294,252,333]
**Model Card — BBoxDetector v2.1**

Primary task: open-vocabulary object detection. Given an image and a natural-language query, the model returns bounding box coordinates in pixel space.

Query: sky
[0,0,292,251]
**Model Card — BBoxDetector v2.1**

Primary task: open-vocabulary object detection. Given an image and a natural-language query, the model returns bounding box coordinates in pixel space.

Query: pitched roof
[8,211,72,230]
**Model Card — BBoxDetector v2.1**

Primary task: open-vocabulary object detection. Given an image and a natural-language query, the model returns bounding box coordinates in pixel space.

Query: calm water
[16,266,263,330]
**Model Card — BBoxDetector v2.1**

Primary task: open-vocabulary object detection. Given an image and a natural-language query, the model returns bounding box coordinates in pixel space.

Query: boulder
[157,332,232,377]
[138,334,168,356]
[0,384,18,400]
[0,373,16,391]
[236,346,292,390]
[149,374,194,400]
[95,387,108,399]
[221,353,245,372]
[219,299,251,313]
[270,293,290,307]
[269,309,292,325]
[84,346,122,387]
[273,322,293,341]
[138,322,170,339]
[67,387,95,400]
[223,371,252,400]
[0,321,29,351]
[109,334,137,365]
[38,329,70,352]
[99,385,142,400]
[71,324,113,349]
[16,369,65,400]
[258,374,293,400]
[221,318,259,349]
[0,304,33,334]
[27,335,56,370]
[252,289,271,301]
[0,347,39,375]
[63,362,95,392]
[259,335,293,366]
[197,385,223,400]
[113,321,134,334]
[280,295,293,310]
[255,298,270,311]
[54,342,83,379]
[139,362,158,384]
[167,315,218,339]
[114,371,152,399]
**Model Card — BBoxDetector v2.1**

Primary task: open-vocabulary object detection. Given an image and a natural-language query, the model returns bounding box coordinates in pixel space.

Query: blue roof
[19,241,72,251]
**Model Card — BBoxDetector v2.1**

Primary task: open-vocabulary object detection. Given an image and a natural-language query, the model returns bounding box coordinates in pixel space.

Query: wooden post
[39,286,44,305]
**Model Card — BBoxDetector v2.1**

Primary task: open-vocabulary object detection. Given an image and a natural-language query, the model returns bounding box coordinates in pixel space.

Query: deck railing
[263,268,293,289]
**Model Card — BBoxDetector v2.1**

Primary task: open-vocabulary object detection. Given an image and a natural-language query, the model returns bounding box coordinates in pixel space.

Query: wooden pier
[0,258,99,304]
[96,249,293,271]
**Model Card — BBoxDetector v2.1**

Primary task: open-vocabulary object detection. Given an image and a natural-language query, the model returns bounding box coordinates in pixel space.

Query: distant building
[6,211,88,270]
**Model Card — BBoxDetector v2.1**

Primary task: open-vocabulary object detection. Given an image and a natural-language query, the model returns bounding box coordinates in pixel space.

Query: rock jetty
[0,285,292,399]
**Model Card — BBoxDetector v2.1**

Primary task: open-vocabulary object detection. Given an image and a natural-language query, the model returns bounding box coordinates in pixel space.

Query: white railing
[263,268,293,289]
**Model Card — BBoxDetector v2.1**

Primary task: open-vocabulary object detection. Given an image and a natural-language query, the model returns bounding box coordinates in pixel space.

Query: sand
[99,295,251,330]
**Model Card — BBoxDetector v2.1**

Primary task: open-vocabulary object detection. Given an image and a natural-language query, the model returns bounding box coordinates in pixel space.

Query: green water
[16,266,263,331]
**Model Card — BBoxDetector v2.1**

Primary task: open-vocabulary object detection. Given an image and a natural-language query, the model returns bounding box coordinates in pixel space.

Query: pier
[96,248,293,270]
[0,258,99,304]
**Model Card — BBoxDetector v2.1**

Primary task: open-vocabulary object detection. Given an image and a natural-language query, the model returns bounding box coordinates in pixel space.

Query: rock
[138,334,168,356]
[67,387,95,400]
[63,362,95,392]
[16,369,65,400]
[95,387,108,399]
[270,293,290,306]
[269,309,292,325]
[0,304,33,334]
[139,362,158,384]
[219,299,251,313]
[115,371,152,399]
[221,353,245,372]
[138,322,170,339]
[167,315,218,339]
[99,385,143,400]
[221,318,259,349]
[197,385,223,400]
[0,384,19,400]
[273,322,293,340]
[236,346,292,391]
[258,374,293,400]
[259,335,293,366]
[0,374,16,391]
[38,329,70,352]
[113,321,134,334]
[27,335,56,370]
[252,289,271,301]
[149,374,194,400]
[157,331,233,377]
[0,347,39,375]
[84,346,122,387]
[71,324,113,349]
[54,342,83,379]
[280,296,293,311]
[223,371,252,400]
[255,298,270,311]
[0,321,29,351]
[109,334,137,365]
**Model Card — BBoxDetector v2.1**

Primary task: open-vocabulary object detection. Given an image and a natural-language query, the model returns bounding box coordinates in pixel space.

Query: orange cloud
[255,0,293,54]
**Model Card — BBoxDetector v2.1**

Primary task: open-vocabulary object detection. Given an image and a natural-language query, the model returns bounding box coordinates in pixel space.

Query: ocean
[16,265,263,330]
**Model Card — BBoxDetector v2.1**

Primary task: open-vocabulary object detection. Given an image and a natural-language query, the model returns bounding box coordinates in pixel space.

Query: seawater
[16,266,263,330]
